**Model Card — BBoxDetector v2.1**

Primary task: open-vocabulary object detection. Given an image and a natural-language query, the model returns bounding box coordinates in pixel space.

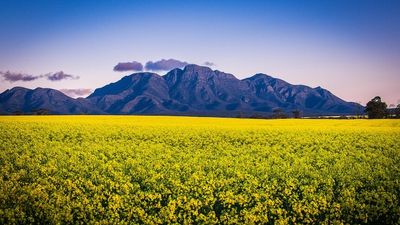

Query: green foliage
[0,116,399,224]
[365,96,387,119]
[397,104,400,118]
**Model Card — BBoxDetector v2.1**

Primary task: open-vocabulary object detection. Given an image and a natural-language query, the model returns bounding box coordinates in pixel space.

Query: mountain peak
[183,64,213,73]
[246,73,273,80]
[127,72,160,79]
[180,64,238,81]
[0,87,103,114]
[7,86,30,92]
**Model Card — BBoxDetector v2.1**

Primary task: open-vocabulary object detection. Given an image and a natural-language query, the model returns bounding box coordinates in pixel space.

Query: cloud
[1,70,79,83]
[46,71,79,81]
[204,61,215,67]
[59,88,93,98]
[145,59,188,71]
[0,71,42,82]
[113,61,143,72]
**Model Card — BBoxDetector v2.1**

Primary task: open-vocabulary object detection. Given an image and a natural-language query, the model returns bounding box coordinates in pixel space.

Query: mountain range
[0,64,362,117]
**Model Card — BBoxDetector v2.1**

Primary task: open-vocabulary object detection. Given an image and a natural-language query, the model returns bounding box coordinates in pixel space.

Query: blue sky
[0,0,399,105]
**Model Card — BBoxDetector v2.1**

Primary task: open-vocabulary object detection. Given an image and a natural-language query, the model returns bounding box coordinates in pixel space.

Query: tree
[32,108,49,115]
[292,109,301,118]
[365,96,387,119]
[396,104,400,118]
[272,108,287,119]
[12,110,23,115]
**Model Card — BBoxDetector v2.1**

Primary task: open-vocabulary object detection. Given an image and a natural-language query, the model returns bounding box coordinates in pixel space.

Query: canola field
[0,116,399,224]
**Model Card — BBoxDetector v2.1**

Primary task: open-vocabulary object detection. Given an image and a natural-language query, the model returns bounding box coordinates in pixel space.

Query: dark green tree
[365,96,387,119]
[396,104,400,118]
[292,109,301,118]
[272,108,287,119]
[32,108,49,115]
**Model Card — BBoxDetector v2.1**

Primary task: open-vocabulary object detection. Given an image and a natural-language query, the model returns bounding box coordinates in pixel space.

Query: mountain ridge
[0,64,362,116]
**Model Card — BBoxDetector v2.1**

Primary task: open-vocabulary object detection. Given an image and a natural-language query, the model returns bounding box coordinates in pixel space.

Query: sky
[0,0,399,105]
